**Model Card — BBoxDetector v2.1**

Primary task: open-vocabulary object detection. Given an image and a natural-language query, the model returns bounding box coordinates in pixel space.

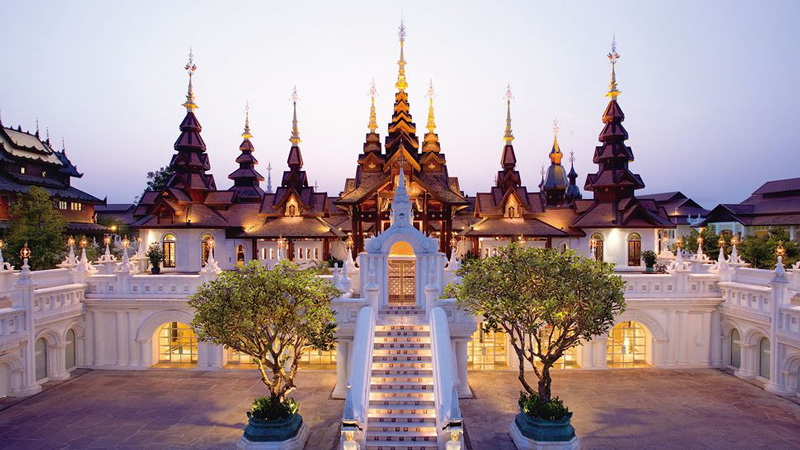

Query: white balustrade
[0,308,26,346]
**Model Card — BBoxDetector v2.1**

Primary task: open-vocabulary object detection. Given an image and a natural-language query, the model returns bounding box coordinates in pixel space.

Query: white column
[455,339,471,398]
[766,269,792,394]
[84,310,95,368]
[737,344,756,379]
[16,266,42,396]
[710,310,723,367]
[49,343,70,380]
[115,311,128,367]
[675,310,688,366]
[332,339,350,399]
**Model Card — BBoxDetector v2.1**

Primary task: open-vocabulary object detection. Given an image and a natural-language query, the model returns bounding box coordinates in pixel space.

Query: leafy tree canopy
[136,165,175,202]
[738,228,799,269]
[5,186,67,270]
[189,261,339,403]
[445,245,625,402]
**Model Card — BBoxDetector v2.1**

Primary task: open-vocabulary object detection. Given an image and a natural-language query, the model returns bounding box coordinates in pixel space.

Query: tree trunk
[538,363,552,403]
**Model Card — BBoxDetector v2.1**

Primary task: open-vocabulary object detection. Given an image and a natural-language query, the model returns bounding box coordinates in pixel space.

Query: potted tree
[145,243,163,274]
[445,244,625,450]
[642,250,658,273]
[189,260,339,450]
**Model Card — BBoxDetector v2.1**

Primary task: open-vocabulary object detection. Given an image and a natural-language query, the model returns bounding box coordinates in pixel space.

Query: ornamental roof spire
[606,36,621,100]
[368,79,378,133]
[395,20,408,92]
[503,84,514,144]
[289,86,301,145]
[242,101,252,139]
[182,49,198,112]
[550,118,563,164]
[422,79,440,152]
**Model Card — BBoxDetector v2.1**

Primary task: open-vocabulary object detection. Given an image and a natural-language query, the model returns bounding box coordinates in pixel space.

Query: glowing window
[591,233,604,262]
[158,322,197,364]
[467,324,507,369]
[627,233,642,266]
[162,234,176,268]
[201,234,213,266]
[607,321,649,368]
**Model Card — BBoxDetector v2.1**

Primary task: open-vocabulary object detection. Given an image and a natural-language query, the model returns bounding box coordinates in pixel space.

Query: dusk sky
[2,1,799,208]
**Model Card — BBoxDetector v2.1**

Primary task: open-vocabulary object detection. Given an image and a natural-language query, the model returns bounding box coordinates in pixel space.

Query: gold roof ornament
[606,36,621,100]
[182,48,198,112]
[242,101,252,139]
[395,20,408,92]
[550,118,563,164]
[503,84,514,144]
[290,86,301,145]
[368,79,378,133]
[426,79,436,134]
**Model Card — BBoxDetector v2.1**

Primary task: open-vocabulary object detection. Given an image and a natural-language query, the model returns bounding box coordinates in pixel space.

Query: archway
[154,322,197,367]
[65,329,77,370]
[388,241,415,306]
[35,338,48,380]
[607,321,652,368]
[730,328,742,369]
[0,362,9,398]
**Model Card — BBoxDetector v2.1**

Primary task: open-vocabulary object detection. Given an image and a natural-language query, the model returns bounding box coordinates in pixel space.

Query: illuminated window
[269,248,275,260]
[299,344,337,367]
[65,329,76,369]
[236,245,246,267]
[730,329,741,368]
[58,201,67,210]
[468,324,507,369]
[591,233,604,262]
[20,166,26,174]
[162,234,176,268]
[261,248,268,260]
[314,248,319,260]
[296,248,303,260]
[306,248,312,259]
[537,326,578,369]
[627,233,641,266]
[35,338,47,380]
[759,337,770,379]
[201,234,213,266]
[607,321,649,368]
[158,322,197,364]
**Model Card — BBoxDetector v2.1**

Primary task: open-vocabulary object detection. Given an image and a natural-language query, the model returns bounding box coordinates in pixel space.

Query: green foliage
[445,245,625,403]
[137,165,175,201]
[674,227,725,261]
[5,187,67,270]
[519,392,570,421]
[738,228,799,269]
[641,250,658,268]
[250,396,299,421]
[327,256,343,268]
[97,215,130,238]
[189,260,339,403]
[145,242,163,269]
[461,250,479,262]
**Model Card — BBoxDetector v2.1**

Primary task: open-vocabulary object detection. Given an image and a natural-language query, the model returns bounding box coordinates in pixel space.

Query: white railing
[734,268,775,286]
[331,297,369,326]
[429,306,463,446]
[33,283,84,321]
[719,281,772,317]
[342,305,375,446]
[85,273,206,298]
[620,273,720,298]
[778,305,800,337]
[0,307,26,347]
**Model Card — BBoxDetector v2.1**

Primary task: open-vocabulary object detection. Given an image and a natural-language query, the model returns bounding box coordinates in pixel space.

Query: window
[20,166,26,174]
[296,248,303,260]
[58,201,68,210]
[299,344,337,367]
[66,329,76,369]
[236,244,246,267]
[468,324,507,369]
[591,233,604,261]
[730,329,741,368]
[288,204,297,217]
[35,338,47,380]
[69,202,83,211]
[627,233,642,266]
[306,248,312,259]
[162,234,176,268]
[759,337,770,379]
[269,248,275,260]
[201,234,213,266]
[314,248,319,260]
[41,171,47,178]
[261,248,268,260]
[607,321,649,368]
[158,322,197,364]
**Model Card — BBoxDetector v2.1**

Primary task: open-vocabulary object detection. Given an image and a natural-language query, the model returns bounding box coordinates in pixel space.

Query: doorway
[388,241,415,306]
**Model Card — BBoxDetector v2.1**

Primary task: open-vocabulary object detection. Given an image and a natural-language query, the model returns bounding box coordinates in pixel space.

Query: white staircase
[366,306,438,450]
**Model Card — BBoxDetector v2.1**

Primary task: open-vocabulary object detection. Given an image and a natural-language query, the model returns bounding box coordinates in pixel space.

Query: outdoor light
[697,236,703,246]
[345,232,354,250]
[20,243,31,260]
[718,237,725,249]
[451,236,458,249]
[590,237,597,249]
[776,241,786,257]
[675,237,683,249]
[79,238,88,249]
[104,235,111,246]
[110,225,117,232]
[207,237,215,248]
[122,236,130,248]
[67,236,75,247]
[0,239,4,250]
[731,236,739,246]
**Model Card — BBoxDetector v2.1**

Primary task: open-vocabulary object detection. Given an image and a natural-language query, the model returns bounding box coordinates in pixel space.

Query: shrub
[642,250,657,268]
[250,396,299,421]
[145,242,163,269]
[519,391,570,421]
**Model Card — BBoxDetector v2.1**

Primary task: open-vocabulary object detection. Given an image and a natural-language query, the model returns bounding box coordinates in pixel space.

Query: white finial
[182,48,198,111]
[569,150,575,165]
[553,118,559,136]
[504,84,514,144]
[606,36,621,99]
[290,86,301,145]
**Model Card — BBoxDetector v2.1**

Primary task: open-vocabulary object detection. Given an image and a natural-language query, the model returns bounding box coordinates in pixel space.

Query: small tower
[422,80,440,153]
[496,85,522,192]
[565,150,582,201]
[282,86,308,192]
[228,102,265,202]
[541,119,569,206]
[385,20,420,157]
[363,80,382,154]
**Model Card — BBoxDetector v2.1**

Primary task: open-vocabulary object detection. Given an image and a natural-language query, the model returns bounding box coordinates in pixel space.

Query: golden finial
[503,84,514,144]
[182,48,198,112]
[426,79,436,134]
[290,86,301,145]
[242,102,252,139]
[606,36,621,100]
[550,118,563,164]
[395,20,408,92]
[368,79,378,133]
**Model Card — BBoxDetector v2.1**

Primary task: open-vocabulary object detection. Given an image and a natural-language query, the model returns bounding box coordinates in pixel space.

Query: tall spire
[228,102,264,201]
[565,150,582,201]
[242,101,252,139]
[368,80,378,133]
[422,79,440,153]
[182,49,198,112]
[396,20,408,92]
[266,162,273,193]
[504,84,514,144]
[290,86,301,145]
[550,118,563,164]
[606,36,621,100]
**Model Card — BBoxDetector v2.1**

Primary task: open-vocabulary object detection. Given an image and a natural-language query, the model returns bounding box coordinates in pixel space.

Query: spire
[266,162,273,193]
[606,36,621,100]
[228,102,264,201]
[391,153,413,228]
[422,79,440,153]
[368,80,378,133]
[290,86,301,145]
[396,20,408,92]
[35,117,39,137]
[242,101,252,139]
[542,119,569,206]
[549,119,563,164]
[182,49,198,112]
[504,84,514,144]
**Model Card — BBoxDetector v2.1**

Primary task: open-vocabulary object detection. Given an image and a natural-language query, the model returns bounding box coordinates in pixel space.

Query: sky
[1,1,799,208]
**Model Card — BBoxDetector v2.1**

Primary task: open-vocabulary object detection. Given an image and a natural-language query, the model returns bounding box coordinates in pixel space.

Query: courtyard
[0,368,798,449]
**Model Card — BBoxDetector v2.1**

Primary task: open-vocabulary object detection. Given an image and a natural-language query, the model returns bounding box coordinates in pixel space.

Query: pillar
[710,310,723,367]
[737,344,756,379]
[115,311,128,367]
[766,268,792,394]
[16,264,42,396]
[49,343,70,380]
[332,339,351,399]
[454,339,471,398]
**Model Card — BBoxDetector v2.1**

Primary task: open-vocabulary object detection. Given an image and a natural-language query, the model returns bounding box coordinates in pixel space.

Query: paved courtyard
[1,368,800,449]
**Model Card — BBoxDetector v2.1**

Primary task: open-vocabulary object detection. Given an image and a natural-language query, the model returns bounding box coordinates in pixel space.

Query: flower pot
[515,411,576,442]
[243,412,303,442]
[150,265,160,274]
[645,266,654,274]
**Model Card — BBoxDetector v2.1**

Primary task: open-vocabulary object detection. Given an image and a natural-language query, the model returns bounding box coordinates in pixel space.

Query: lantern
[104,235,111,246]
[345,232,354,250]
[67,236,75,247]
[121,236,130,249]
[718,236,725,249]
[207,237,215,248]
[675,237,683,249]
[79,238,88,249]
[776,241,786,257]
[20,243,31,260]
[0,239,4,250]
[451,235,459,249]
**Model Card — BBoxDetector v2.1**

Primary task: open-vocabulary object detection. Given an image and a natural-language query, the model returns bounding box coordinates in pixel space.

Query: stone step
[365,432,438,448]
[370,381,434,389]
[375,325,428,333]
[373,350,431,358]
[374,342,431,350]
[372,363,431,371]
[369,406,435,416]
[370,392,435,401]
[372,355,432,363]
[365,443,439,450]
[371,385,434,394]
[371,369,433,377]
[379,308,427,315]
[369,398,436,407]
[368,415,437,424]
[375,337,431,345]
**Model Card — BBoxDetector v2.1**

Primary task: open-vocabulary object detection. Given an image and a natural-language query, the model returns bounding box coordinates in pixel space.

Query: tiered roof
[541,121,569,206]
[228,106,265,201]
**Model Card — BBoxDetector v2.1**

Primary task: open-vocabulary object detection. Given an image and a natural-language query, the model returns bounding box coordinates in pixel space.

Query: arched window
[236,244,246,267]
[607,321,649,368]
[201,234,213,267]
[35,338,47,381]
[65,329,76,370]
[627,233,642,266]
[591,233,604,262]
[162,234,176,268]
[158,322,197,364]
[507,206,515,218]
[759,337,770,379]
[730,329,741,368]
[559,242,568,253]
[288,205,297,217]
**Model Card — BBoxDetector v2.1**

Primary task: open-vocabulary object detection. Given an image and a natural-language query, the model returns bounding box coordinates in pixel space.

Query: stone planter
[150,265,160,274]
[236,413,309,450]
[509,411,580,450]
[645,266,655,274]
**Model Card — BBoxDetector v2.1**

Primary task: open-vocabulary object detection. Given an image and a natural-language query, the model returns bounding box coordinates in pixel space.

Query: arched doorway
[607,321,651,368]
[730,329,741,369]
[156,322,197,366]
[388,241,415,306]
[236,244,246,268]
[162,234,176,268]
[0,362,9,398]
[201,234,213,266]
[35,338,48,380]
[65,329,76,370]
[759,337,770,379]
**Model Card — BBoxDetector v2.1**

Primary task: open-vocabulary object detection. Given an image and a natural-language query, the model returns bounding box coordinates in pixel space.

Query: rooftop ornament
[0,239,8,271]
[776,241,786,258]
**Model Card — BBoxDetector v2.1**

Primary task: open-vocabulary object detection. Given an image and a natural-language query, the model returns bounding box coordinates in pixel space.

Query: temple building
[0,122,106,236]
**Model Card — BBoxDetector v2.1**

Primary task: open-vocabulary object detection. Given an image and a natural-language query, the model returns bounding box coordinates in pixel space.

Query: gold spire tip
[242,101,252,139]
[503,84,514,144]
[182,48,198,112]
[426,79,436,133]
[290,86,301,145]
[368,80,378,133]
[395,20,408,92]
[606,36,621,100]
